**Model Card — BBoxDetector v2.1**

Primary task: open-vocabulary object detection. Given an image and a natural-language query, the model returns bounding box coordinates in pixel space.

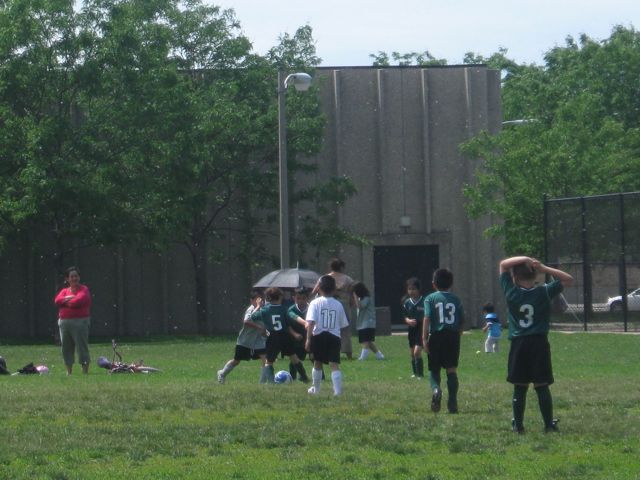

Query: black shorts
[310,331,341,364]
[292,338,307,361]
[234,345,266,361]
[408,324,423,349]
[507,334,554,385]
[358,328,376,343]
[427,330,460,372]
[266,331,295,363]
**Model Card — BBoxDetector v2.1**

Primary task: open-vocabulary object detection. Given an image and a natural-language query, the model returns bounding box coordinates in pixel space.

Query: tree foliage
[462,26,640,256]
[0,0,364,332]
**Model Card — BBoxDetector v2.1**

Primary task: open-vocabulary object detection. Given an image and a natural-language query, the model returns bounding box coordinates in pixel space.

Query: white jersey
[307,296,349,338]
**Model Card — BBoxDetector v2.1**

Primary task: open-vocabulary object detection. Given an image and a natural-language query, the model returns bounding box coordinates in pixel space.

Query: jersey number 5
[271,315,283,331]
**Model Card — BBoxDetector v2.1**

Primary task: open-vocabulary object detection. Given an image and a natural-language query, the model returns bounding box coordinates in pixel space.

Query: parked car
[607,288,640,312]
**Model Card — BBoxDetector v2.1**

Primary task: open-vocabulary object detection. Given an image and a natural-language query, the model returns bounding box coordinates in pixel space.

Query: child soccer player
[305,275,349,396]
[287,287,311,381]
[482,302,502,353]
[217,290,267,384]
[499,256,573,434]
[252,287,309,384]
[352,282,384,360]
[402,277,425,378]
[423,268,464,414]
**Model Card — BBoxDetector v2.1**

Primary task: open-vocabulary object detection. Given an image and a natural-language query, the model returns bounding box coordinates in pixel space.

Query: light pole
[278,71,312,270]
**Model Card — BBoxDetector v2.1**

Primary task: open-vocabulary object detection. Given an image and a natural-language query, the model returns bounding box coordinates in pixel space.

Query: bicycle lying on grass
[97,339,161,374]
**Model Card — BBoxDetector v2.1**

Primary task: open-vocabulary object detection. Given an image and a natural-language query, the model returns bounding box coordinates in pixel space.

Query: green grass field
[1,331,639,480]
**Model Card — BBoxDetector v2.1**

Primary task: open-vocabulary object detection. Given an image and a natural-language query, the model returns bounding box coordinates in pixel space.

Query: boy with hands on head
[499,256,573,434]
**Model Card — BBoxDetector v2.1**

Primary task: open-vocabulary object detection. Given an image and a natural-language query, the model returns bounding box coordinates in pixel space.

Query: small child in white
[217,290,267,383]
[482,302,502,353]
[352,282,384,360]
[305,275,349,396]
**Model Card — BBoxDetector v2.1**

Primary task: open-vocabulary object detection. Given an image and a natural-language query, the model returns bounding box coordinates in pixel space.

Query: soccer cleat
[217,370,225,384]
[431,388,442,413]
[448,402,458,414]
[511,419,525,434]
[307,386,318,395]
[545,419,560,433]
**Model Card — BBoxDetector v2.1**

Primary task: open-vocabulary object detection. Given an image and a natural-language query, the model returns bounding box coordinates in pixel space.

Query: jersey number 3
[519,304,534,328]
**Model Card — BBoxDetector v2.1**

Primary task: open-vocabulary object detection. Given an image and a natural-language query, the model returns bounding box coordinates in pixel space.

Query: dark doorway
[373,245,439,325]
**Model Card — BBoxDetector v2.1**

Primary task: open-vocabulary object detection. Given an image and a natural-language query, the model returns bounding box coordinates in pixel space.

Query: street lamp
[278,72,312,270]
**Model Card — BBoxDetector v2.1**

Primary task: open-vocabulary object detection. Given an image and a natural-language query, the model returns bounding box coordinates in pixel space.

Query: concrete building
[300,65,503,326]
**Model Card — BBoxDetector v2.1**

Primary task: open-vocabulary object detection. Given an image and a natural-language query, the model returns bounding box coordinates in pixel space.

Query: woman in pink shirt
[54,266,92,375]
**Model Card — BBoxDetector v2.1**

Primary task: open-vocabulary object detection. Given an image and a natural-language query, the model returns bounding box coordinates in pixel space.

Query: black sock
[513,385,528,429]
[411,358,417,376]
[447,372,459,410]
[416,358,424,377]
[296,362,309,382]
[289,362,297,380]
[535,385,554,427]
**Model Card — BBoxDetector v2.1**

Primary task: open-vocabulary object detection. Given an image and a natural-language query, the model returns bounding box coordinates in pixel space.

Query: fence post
[581,197,590,331]
[619,194,628,332]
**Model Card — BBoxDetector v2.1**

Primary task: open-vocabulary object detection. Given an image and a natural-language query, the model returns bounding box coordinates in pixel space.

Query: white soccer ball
[35,365,49,375]
[274,370,293,384]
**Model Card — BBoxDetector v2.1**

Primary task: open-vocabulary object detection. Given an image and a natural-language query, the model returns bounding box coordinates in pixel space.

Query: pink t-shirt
[54,284,92,319]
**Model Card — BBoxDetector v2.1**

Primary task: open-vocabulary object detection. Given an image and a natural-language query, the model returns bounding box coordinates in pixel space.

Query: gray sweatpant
[58,317,91,366]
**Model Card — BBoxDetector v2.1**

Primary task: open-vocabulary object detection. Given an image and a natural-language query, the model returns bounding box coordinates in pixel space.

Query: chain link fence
[544,192,640,332]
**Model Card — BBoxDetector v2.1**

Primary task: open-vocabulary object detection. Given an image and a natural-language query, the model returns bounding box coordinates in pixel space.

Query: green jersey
[287,303,307,336]
[424,291,464,334]
[402,296,425,323]
[500,272,563,339]
[251,303,290,334]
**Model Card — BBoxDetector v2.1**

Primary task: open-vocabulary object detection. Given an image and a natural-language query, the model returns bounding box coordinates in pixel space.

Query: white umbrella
[253,268,320,289]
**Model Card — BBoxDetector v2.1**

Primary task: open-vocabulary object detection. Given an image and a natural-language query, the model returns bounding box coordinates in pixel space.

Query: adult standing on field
[313,258,355,360]
[54,266,92,375]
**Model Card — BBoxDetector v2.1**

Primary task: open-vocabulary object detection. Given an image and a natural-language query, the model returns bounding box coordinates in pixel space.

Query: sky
[212,0,639,67]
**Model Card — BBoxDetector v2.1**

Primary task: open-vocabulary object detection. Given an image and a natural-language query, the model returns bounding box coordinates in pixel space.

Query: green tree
[370,50,447,66]
[462,25,640,256]
[0,0,148,272]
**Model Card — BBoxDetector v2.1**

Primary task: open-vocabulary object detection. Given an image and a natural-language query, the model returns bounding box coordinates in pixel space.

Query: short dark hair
[512,262,536,281]
[264,287,283,302]
[482,302,494,313]
[294,287,310,297]
[317,275,336,295]
[328,257,345,273]
[352,281,370,298]
[433,268,453,290]
[406,277,421,291]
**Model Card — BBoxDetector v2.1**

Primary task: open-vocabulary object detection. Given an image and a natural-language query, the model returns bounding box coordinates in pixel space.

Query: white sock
[312,368,323,393]
[331,370,343,396]
[222,360,235,376]
[375,351,385,360]
[358,348,369,360]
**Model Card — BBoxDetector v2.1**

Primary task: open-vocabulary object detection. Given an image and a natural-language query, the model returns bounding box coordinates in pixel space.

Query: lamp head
[285,73,312,92]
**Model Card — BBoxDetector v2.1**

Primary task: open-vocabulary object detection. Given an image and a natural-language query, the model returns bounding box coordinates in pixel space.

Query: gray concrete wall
[0,65,503,338]
[299,66,503,326]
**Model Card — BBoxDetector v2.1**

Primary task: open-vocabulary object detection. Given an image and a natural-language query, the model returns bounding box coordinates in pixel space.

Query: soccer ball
[35,365,49,375]
[274,370,293,384]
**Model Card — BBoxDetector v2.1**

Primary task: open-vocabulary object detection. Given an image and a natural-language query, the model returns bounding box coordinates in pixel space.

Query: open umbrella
[253,268,320,289]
